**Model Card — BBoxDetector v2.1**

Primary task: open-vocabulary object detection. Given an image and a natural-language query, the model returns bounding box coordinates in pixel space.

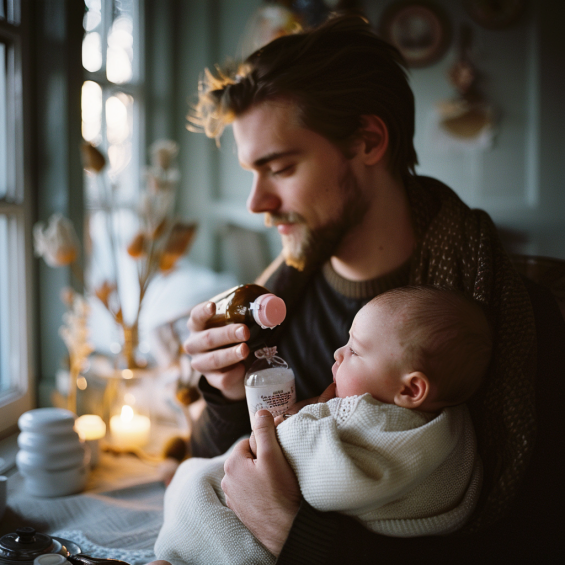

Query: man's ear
[394,371,430,409]
[356,115,389,166]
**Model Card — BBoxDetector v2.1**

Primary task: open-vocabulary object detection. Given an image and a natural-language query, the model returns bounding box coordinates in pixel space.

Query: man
[183,15,565,563]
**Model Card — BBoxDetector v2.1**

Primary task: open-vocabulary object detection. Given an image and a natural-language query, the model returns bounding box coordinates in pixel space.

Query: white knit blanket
[155,395,481,565]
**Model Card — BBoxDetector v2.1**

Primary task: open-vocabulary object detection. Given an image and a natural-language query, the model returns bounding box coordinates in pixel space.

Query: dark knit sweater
[189,176,564,562]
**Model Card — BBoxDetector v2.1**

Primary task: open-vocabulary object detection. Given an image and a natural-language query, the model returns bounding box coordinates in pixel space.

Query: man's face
[332,301,406,402]
[233,100,368,270]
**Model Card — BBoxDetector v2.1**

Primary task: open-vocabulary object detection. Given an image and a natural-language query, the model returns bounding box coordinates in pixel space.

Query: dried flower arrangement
[34,140,197,395]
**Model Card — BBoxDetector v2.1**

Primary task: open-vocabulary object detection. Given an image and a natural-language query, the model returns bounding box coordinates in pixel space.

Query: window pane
[0,43,6,200]
[0,1,5,20]
[82,80,103,145]
[7,0,20,25]
[106,91,134,196]
[0,214,21,397]
[83,0,102,32]
[83,32,103,73]
[83,0,103,72]
[106,0,135,84]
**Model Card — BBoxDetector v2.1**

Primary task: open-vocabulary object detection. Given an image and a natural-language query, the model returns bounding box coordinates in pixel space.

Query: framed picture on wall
[379,1,452,68]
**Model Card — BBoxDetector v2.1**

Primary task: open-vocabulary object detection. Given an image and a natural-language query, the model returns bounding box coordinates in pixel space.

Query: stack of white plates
[16,408,90,497]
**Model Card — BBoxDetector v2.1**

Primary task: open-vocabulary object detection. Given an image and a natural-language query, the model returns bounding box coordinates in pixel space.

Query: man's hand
[184,301,250,400]
[221,410,301,557]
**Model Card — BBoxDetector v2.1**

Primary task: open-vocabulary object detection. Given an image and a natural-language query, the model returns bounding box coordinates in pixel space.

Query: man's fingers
[186,301,216,331]
[184,324,250,357]
[188,342,249,373]
[252,410,279,459]
[318,382,336,403]
[224,438,254,470]
[222,439,255,496]
[203,363,247,401]
[249,431,257,457]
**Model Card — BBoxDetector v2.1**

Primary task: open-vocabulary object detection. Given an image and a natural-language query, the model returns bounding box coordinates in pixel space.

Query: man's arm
[189,376,251,457]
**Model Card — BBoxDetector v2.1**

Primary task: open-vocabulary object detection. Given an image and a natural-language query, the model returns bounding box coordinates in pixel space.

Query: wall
[174,0,565,279]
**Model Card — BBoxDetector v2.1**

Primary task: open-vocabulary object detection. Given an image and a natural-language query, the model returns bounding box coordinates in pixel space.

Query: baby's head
[332,286,493,412]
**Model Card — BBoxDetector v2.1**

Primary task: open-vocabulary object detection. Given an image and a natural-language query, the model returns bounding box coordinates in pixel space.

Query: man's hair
[372,286,493,405]
[190,15,418,178]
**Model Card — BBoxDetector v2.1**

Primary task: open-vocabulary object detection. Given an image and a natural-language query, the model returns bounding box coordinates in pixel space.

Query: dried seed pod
[127,232,147,258]
[81,142,106,173]
[159,223,197,271]
[94,281,116,308]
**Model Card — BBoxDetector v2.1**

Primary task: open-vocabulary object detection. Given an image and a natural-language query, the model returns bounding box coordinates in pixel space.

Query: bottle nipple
[251,294,286,328]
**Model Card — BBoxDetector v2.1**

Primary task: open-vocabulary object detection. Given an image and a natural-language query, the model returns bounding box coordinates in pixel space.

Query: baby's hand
[273,383,337,428]
[274,414,292,427]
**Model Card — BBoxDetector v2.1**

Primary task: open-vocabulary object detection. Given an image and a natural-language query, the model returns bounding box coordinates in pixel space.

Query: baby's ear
[394,372,430,409]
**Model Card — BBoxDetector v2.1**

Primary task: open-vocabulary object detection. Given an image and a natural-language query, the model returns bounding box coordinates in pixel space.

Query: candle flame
[121,404,134,422]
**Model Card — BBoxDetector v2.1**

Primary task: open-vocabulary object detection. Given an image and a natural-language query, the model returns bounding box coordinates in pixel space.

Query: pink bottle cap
[251,294,286,328]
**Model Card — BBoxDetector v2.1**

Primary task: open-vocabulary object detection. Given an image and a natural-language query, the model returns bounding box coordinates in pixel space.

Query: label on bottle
[245,380,296,426]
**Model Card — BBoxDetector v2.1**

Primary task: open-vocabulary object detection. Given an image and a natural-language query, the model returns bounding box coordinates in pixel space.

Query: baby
[155,286,493,565]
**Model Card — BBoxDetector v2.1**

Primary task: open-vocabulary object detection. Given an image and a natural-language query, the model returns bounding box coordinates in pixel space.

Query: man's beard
[265,165,368,271]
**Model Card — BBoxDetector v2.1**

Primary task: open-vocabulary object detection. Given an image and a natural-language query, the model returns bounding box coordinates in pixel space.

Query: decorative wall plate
[380,1,451,68]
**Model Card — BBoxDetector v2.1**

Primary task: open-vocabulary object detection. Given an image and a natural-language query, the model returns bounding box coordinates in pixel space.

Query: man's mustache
[264,212,306,227]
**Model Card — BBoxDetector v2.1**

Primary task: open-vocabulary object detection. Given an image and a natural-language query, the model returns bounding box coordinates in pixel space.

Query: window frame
[0,0,35,438]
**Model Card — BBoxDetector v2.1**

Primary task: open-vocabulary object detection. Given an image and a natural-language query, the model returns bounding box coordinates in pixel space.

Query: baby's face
[332,301,406,402]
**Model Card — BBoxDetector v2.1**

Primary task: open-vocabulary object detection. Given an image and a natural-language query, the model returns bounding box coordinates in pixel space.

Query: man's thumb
[252,409,278,458]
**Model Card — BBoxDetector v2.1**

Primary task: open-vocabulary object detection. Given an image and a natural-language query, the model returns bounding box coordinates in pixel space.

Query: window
[82,0,143,203]
[81,0,144,327]
[0,0,33,436]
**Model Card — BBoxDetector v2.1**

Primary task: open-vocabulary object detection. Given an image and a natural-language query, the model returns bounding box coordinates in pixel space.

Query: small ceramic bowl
[18,430,83,456]
[19,461,89,497]
[18,408,76,435]
[16,443,86,473]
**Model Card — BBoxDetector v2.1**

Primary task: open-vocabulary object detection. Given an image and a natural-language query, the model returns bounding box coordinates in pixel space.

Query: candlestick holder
[104,367,154,450]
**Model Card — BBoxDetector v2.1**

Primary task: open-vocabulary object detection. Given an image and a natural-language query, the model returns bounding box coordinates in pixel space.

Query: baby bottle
[245,346,296,426]
[205,284,286,352]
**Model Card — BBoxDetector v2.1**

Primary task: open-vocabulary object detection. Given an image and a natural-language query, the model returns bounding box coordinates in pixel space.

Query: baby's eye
[349,347,357,356]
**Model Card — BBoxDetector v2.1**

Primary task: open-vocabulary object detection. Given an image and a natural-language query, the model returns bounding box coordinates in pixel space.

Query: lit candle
[75,414,106,467]
[109,405,151,449]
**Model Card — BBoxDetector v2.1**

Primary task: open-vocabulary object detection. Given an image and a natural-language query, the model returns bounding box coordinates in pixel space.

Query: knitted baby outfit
[155,395,480,565]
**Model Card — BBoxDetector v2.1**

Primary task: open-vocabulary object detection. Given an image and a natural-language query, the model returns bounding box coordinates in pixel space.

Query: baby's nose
[334,347,343,362]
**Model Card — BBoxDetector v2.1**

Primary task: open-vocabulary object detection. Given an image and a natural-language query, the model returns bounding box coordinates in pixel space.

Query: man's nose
[246,175,281,214]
